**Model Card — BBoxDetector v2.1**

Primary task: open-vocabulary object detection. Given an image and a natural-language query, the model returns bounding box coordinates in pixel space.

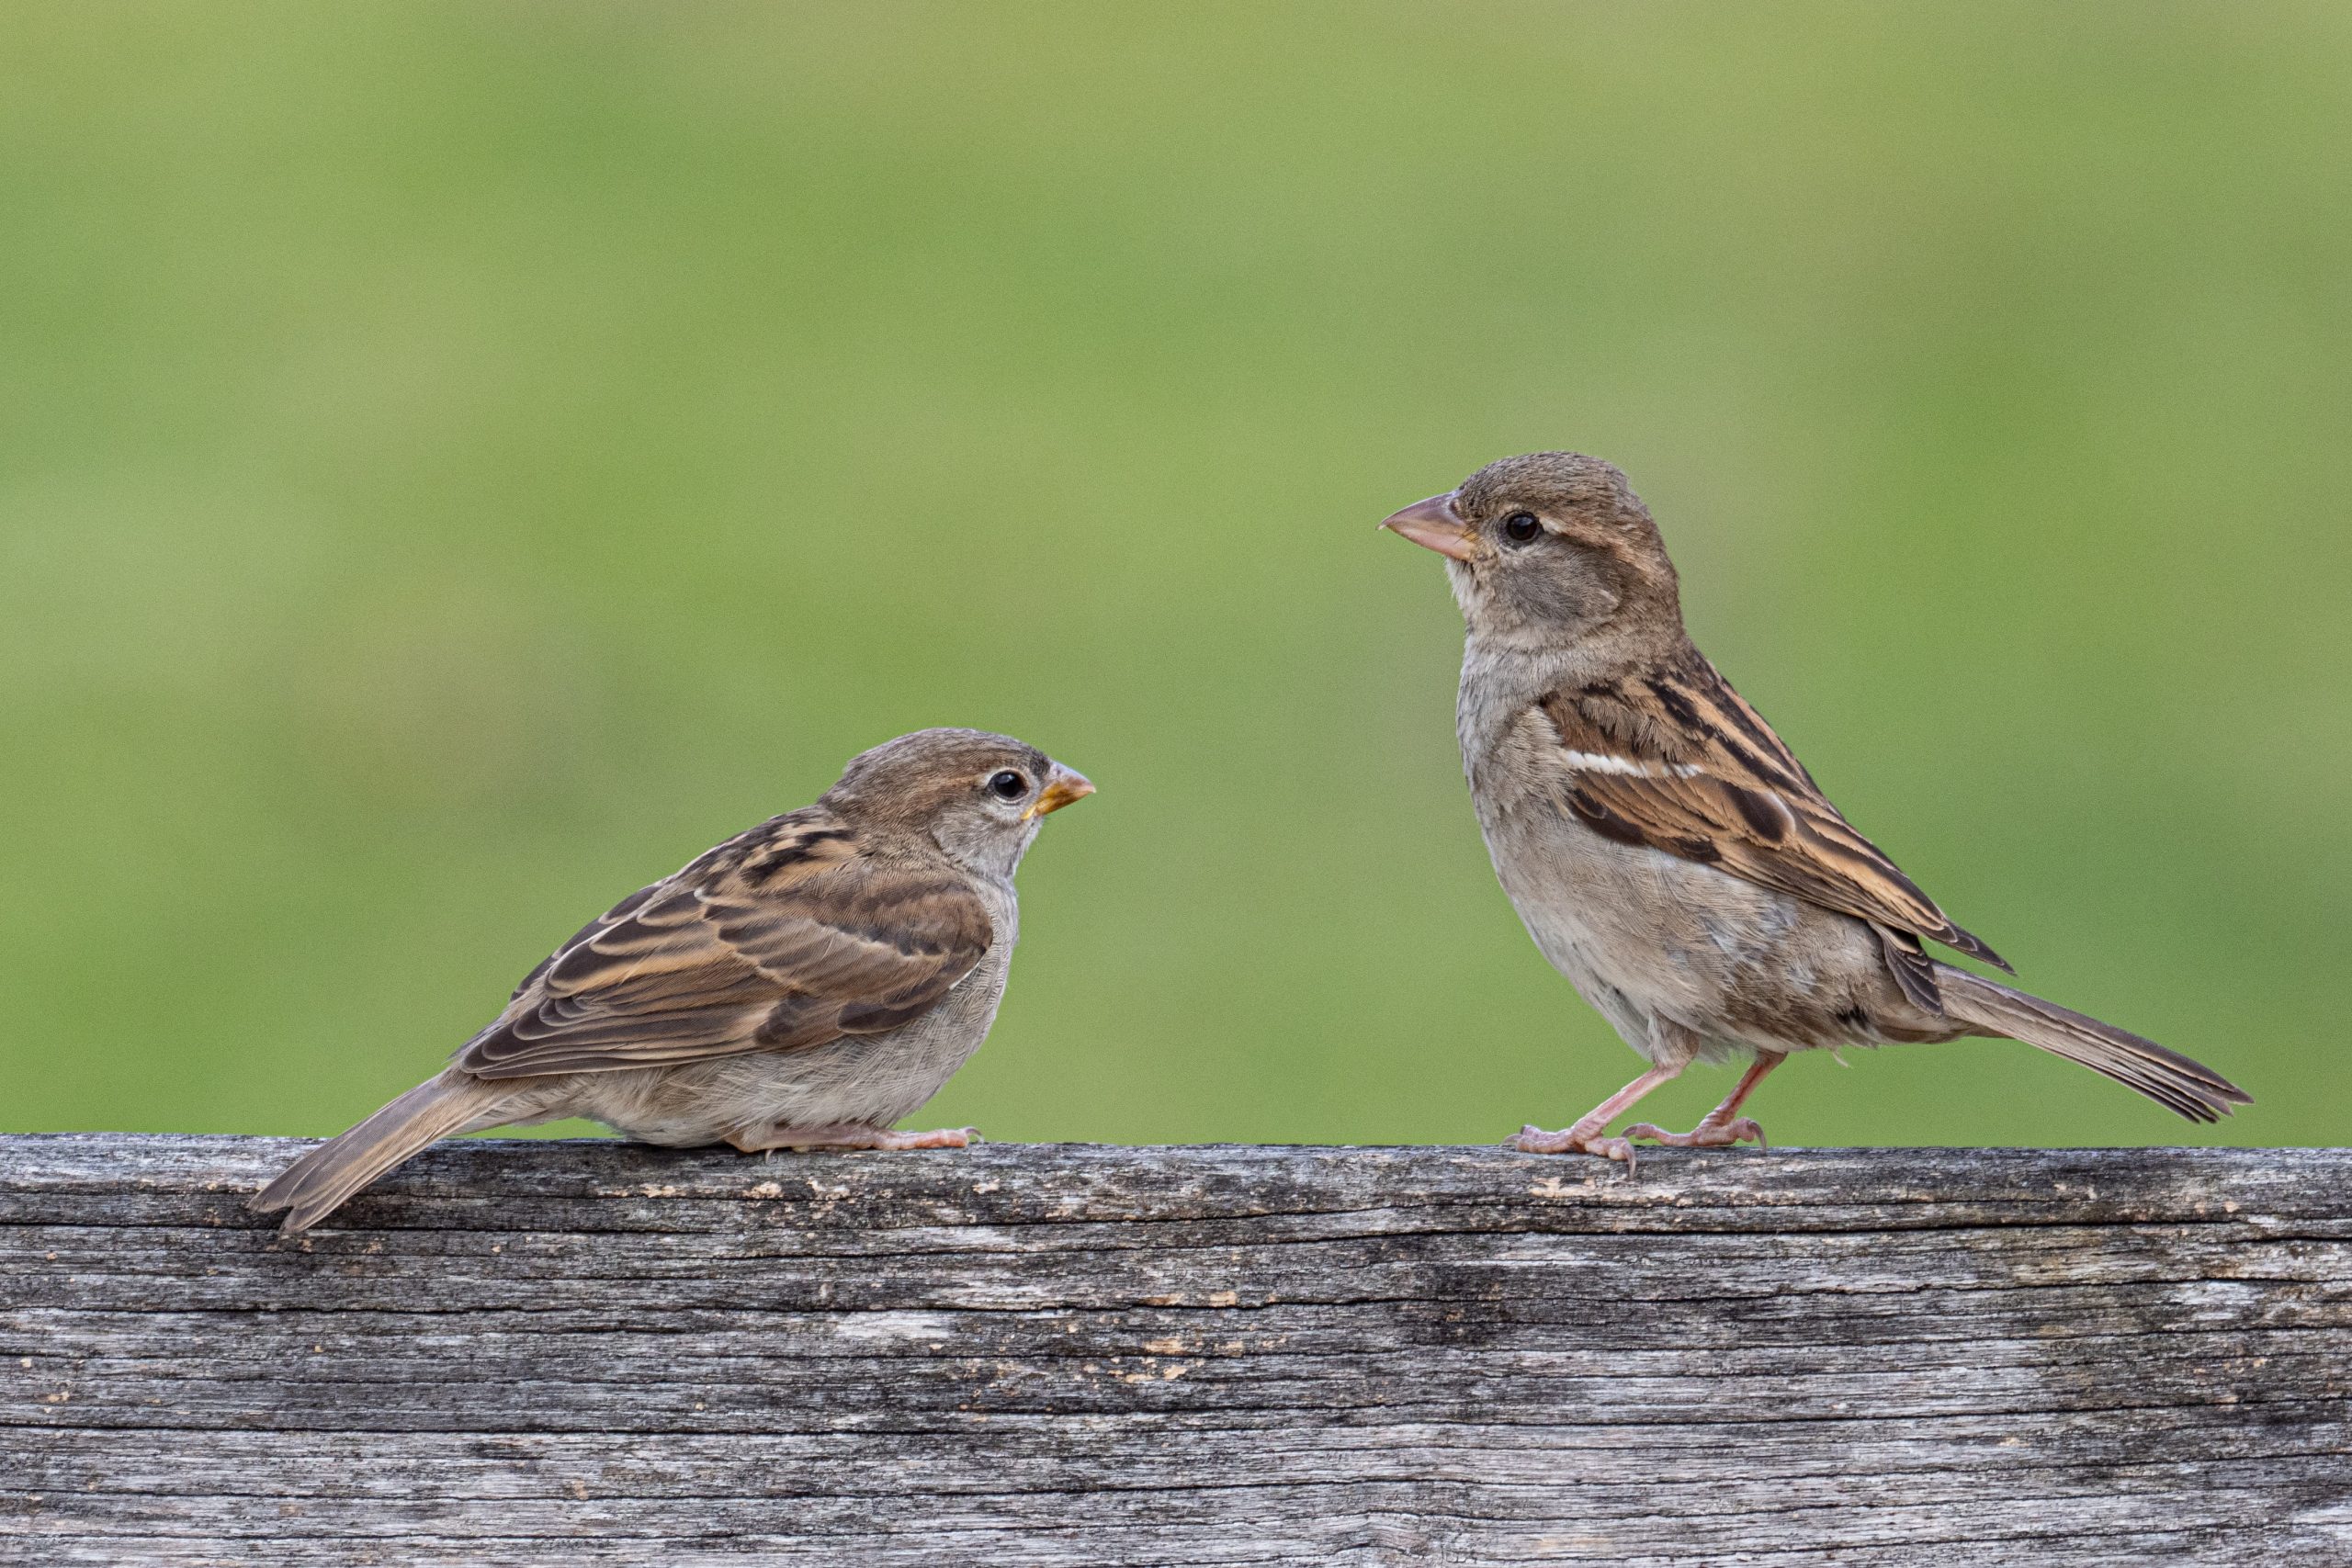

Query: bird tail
[1933,965,2251,1123]
[249,1072,511,1235]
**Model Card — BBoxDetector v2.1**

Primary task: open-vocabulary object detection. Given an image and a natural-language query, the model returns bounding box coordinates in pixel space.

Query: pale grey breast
[1461,686,1895,1066]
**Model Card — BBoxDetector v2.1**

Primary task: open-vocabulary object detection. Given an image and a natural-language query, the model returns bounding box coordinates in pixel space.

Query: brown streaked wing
[1538,657,2010,972]
[457,810,994,1079]
[702,867,995,1052]
[504,882,662,1002]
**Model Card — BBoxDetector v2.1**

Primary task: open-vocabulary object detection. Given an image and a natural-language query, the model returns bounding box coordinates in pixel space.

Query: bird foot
[1511,1122,1639,1172]
[727,1122,980,1154]
[1621,1115,1767,1152]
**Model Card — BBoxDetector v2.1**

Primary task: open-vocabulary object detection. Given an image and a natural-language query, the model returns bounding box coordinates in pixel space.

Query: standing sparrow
[252,728,1093,1233]
[1383,453,2247,1163]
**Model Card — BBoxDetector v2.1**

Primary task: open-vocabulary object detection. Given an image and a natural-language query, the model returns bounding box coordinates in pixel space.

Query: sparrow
[252,728,1093,1234]
[1383,452,2248,1164]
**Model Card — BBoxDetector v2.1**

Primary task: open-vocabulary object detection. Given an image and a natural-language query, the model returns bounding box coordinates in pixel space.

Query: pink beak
[1380,491,1477,561]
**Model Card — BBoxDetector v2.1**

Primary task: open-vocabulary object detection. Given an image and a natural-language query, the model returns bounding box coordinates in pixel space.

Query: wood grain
[5,1134,2347,1565]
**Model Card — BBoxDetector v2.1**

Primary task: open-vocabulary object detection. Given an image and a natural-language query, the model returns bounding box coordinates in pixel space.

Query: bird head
[1382,452,1682,653]
[826,728,1093,881]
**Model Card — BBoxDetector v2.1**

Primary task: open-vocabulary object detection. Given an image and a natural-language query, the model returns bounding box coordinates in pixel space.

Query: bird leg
[725,1122,979,1154]
[1623,1052,1782,1151]
[1513,1062,1687,1168]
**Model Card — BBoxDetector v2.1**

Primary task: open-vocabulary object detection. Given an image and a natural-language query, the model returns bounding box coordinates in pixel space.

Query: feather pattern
[249,726,1090,1235]
[1395,448,2246,1141]
[457,806,994,1079]
[1535,648,2012,972]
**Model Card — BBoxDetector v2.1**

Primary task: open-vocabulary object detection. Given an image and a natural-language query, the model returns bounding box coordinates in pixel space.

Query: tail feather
[1934,965,2251,1124]
[249,1073,509,1235]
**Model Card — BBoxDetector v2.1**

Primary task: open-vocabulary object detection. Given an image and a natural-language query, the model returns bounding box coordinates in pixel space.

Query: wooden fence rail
[4,1134,2347,1565]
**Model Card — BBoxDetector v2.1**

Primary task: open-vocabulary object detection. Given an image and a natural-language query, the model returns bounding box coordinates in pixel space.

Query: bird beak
[1380,491,1477,561]
[1024,766,1095,819]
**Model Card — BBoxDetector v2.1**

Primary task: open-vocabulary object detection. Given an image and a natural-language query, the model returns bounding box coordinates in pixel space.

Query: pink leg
[1513,1061,1688,1168]
[726,1122,978,1154]
[1623,1051,1783,1152]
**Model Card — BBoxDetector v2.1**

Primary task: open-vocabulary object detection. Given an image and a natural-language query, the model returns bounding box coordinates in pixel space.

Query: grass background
[4,3,2346,1149]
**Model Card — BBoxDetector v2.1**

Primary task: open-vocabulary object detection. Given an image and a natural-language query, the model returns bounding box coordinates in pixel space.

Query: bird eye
[988,770,1029,801]
[1502,512,1543,545]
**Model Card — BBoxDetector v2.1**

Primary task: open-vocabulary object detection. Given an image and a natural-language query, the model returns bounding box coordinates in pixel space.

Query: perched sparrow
[252,728,1093,1234]
[1384,453,2248,1162]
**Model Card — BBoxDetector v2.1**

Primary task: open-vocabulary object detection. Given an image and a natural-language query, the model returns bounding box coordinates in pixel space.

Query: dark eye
[988,770,1029,801]
[1502,512,1543,545]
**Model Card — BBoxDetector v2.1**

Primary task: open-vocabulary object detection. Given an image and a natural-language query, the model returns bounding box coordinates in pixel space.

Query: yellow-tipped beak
[1024,767,1095,819]
[1379,491,1477,561]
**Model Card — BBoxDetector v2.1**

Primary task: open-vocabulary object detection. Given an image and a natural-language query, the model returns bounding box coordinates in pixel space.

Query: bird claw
[1511,1123,1639,1175]
[727,1123,981,1154]
[878,1126,978,1151]
[1622,1116,1767,1152]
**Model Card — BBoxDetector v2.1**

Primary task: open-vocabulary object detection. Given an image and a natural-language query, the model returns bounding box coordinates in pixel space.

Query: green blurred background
[4,3,2346,1149]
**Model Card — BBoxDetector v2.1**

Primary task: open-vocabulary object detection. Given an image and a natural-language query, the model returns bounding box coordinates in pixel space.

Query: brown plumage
[251,728,1093,1234]
[461,810,992,1079]
[1536,658,2008,976]
[1384,451,2248,1164]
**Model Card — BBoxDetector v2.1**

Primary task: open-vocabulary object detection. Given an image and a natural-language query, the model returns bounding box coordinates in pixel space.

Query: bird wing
[457,808,995,1079]
[1531,652,2010,972]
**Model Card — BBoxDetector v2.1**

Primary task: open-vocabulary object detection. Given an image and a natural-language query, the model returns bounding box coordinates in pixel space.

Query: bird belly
[1479,806,1910,1063]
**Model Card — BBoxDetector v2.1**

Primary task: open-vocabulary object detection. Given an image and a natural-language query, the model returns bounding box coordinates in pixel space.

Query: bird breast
[1463,693,1913,1061]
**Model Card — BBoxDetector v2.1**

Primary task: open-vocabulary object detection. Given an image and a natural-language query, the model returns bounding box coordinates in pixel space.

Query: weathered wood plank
[4,1134,2348,1565]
